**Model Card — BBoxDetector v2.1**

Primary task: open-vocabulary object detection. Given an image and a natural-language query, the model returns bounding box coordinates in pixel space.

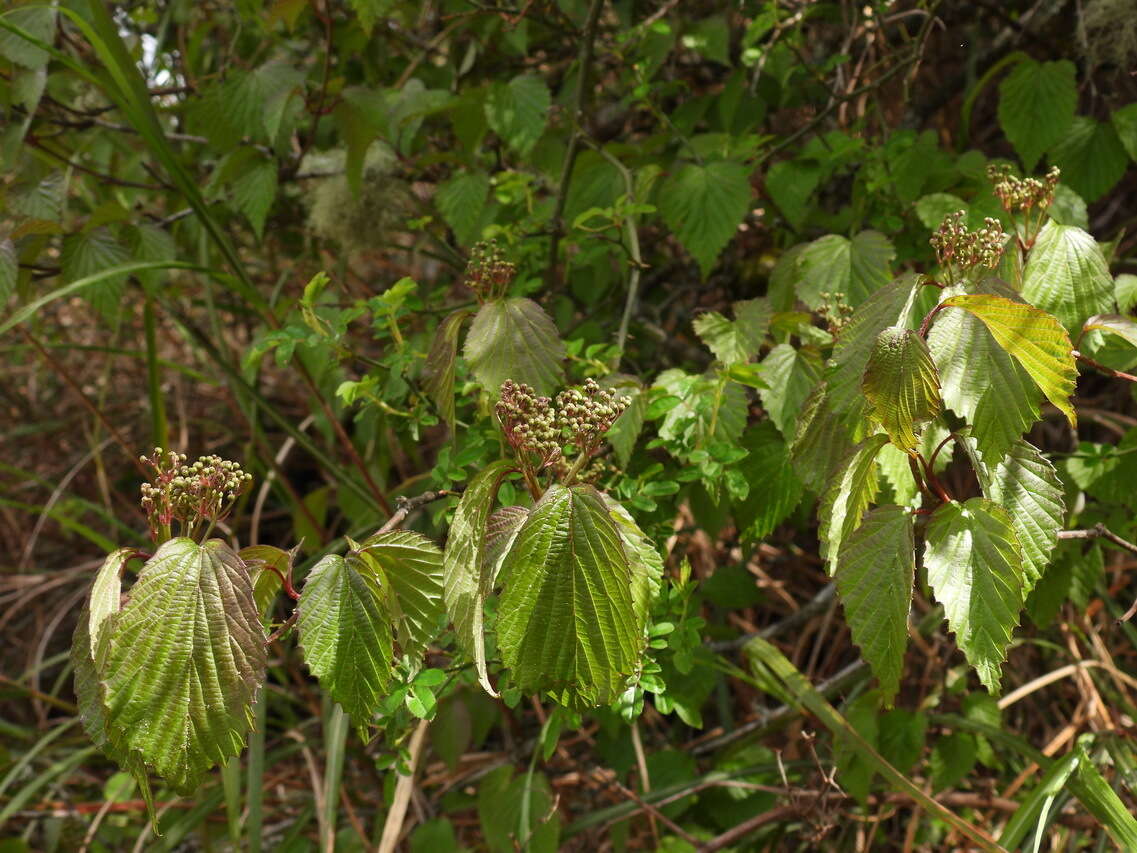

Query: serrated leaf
[602,495,663,628]
[422,309,471,432]
[1048,183,1088,229]
[606,383,645,468]
[1022,220,1114,333]
[0,238,17,303]
[485,74,550,155]
[861,327,942,451]
[443,460,514,696]
[231,157,277,240]
[658,160,752,278]
[693,298,771,364]
[104,539,265,792]
[464,298,565,395]
[929,284,1042,462]
[757,343,822,438]
[790,381,857,493]
[826,274,923,427]
[484,505,529,584]
[1083,314,1137,349]
[915,193,967,231]
[238,544,292,619]
[497,484,644,707]
[436,171,491,245]
[975,440,1064,593]
[797,231,895,309]
[819,434,889,574]
[191,70,268,151]
[61,229,131,322]
[764,159,822,231]
[1048,117,1129,202]
[298,551,392,731]
[735,421,804,542]
[997,59,1076,171]
[1113,103,1137,161]
[924,498,1025,693]
[358,530,445,663]
[348,0,394,34]
[940,293,1077,428]
[655,369,748,452]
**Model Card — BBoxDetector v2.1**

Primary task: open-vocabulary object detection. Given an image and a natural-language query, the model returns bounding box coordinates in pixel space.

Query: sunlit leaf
[861,326,942,452]
[358,530,445,662]
[819,433,889,575]
[464,298,565,395]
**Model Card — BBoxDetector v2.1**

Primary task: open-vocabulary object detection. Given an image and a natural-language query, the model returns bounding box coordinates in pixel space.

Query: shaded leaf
[658,160,752,278]
[442,460,514,696]
[497,484,644,707]
[693,298,771,364]
[790,381,857,493]
[602,495,663,628]
[924,498,1025,693]
[997,59,1076,171]
[436,171,491,245]
[422,309,471,432]
[0,238,17,303]
[735,422,804,542]
[0,5,56,68]
[1048,117,1129,203]
[1082,313,1137,350]
[104,539,265,792]
[861,326,942,451]
[230,156,277,240]
[796,231,895,309]
[485,74,550,154]
[758,343,823,438]
[464,298,565,395]
[484,505,529,584]
[61,229,131,322]
[835,506,914,704]
[939,293,1077,428]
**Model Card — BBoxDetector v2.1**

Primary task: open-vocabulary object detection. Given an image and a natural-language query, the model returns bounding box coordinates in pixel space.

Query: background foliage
[3,0,1137,850]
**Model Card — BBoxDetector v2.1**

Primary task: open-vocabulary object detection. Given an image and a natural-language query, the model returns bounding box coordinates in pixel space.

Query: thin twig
[545,0,606,290]
[1075,351,1137,383]
[1059,524,1137,622]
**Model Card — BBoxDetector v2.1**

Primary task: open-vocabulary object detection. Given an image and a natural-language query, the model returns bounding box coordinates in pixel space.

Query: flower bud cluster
[817,290,853,334]
[495,380,561,470]
[555,379,629,452]
[930,211,1006,275]
[987,164,1060,213]
[140,447,252,539]
[465,240,516,301]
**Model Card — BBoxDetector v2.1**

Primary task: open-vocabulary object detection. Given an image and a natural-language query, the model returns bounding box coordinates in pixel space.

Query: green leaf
[0,5,56,68]
[1022,220,1114,333]
[693,298,771,364]
[861,327,942,451]
[297,551,392,732]
[734,422,804,543]
[826,274,923,427]
[606,382,646,468]
[790,381,857,493]
[924,498,1025,693]
[764,159,822,231]
[758,344,823,438]
[230,156,277,240]
[1082,313,1137,349]
[915,193,967,231]
[443,460,515,696]
[997,59,1076,171]
[657,160,752,278]
[929,284,1042,462]
[655,369,748,453]
[497,484,645,707]
[602,495,664,629]
[974,440,1064,594]
[1112,103,1137,161]
[358,530,445,663]
[104,539,266,792]
[422,309,471,433]
[464,298,565,395]
[1067,738,1137,850]
[1048,183,1088,229]
[796,231,895,309]
[436,171,491,245]
[61,229,132,322]
[238,544,292,619]
[939,293,1077,428]
[348,0,395,34]
[485,74,550,155]
[0,238,17,304]
[819,434,889,575]
[1117,274,1137,314]
[1048,117,1129,202]
[835,506,914,705]
[485,505,529,584]
[930,733,978,793]
[477,766,560,853]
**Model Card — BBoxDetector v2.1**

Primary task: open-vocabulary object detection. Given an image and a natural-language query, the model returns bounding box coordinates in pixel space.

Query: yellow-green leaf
[861,326,942,451]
